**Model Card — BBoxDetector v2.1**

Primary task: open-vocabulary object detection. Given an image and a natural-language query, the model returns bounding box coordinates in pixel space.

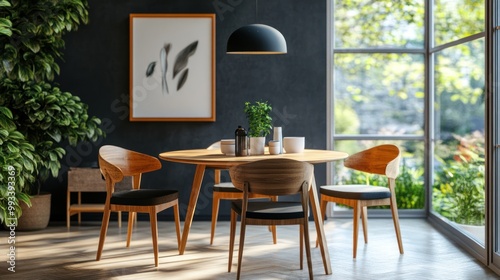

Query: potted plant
[244,101,272,155]
[0,0,104,230]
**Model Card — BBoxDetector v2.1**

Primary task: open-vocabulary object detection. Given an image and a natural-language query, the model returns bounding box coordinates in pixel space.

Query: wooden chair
[96,145,181,267]
[207,142,277,245]
[319,144,404,258]
[228,158,314,280]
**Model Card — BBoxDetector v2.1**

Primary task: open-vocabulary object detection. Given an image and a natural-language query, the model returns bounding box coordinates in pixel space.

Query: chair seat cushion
[320,184,391,200]
[232,200,304,220]
[111,189,178,206]
[213,182,241,193]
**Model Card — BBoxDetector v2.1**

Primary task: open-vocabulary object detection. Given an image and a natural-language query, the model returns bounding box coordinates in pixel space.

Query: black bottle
[235,125,248,156]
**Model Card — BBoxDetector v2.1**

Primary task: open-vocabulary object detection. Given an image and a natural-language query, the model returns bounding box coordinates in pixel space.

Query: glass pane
[334,53,424,135]
[333,140,425,210]
[434,0,485,46]
[434,39,485,138]
[432,38,485,244]
[334,0,425,49]
[495,2,500,262]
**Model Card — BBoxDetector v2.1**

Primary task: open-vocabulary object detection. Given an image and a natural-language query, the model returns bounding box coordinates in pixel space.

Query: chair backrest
[229,158,314,196]
[344,144,401,179]
[98,145,162,190]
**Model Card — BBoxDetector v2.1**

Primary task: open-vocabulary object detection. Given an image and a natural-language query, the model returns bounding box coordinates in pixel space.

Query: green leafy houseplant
[244,101,273,137]
[0,107,38,225]
[0,0,104,227]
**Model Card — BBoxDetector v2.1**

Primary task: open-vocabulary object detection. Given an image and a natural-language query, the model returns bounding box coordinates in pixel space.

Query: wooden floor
[2,218,499,279]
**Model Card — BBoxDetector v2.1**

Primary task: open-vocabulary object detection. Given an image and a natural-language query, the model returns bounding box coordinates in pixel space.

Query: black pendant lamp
[226,1,287,54]
[227,24,287,54]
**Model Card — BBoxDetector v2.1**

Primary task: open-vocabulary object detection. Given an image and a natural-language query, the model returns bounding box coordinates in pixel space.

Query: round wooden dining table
[159,148,348,275]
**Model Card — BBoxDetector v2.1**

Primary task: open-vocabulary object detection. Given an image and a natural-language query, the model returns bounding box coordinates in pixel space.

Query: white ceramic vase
[249,137,265,155]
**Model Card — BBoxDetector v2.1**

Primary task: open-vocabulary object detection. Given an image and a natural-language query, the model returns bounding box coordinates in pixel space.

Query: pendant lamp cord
[255,0,258,22]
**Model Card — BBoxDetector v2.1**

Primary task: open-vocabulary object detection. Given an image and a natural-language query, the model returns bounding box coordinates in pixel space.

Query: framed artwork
[129,14,215,122]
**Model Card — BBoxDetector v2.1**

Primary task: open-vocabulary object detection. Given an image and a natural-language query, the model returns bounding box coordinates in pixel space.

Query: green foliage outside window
[432,133,485,226]
[432,157,485,225]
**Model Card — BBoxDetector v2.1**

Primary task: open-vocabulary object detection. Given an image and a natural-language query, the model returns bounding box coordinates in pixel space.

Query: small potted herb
[244,101,272,155]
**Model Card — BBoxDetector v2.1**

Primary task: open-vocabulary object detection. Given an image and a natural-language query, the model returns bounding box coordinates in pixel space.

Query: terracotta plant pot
[17,192,51,231]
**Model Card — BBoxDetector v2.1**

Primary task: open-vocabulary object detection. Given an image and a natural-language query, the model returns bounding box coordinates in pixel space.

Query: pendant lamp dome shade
[227,24,287,54]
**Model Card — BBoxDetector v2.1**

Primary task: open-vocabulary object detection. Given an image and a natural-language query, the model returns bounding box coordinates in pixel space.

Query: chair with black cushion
[228,158,315,280]
[96,145,181,267]
[207,142,277,245]
[319,144,404,258]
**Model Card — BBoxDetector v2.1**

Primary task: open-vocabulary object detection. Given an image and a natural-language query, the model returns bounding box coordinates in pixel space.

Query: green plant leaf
[0,106,13,119]
[7,143,19,153]
[17,192,32,207]
[49,161,60,178]
[22,157,34,171]
[0,0,11,7]
[0,18,12,36]
[0,114,15,130]
[0,129,8,138]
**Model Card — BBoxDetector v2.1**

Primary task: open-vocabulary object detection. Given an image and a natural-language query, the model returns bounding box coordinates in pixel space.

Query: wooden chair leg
[96,209,111,261]
[210,194,221,245]
[126,212,135,247]
[361,206,368,244]
[320,197,328,221]
[352,203,361,259]
[303,219,313,280]
[228,210,237,272]
[149,210,159,267]
[77,192,82,225]
[118,211,122,228]
[270,196,278,244]
[173,203,181,253]
[237,215,247,280]
[300,224,304,270]
[390,204,404,254]
[270,225,277,244]
[316,198,328,248]
[66,191,70,228]
[67,212,70,229]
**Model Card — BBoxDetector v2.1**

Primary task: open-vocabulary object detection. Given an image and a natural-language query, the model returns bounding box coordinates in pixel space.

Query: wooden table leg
[179,164,206,255]
[309,174,332,275]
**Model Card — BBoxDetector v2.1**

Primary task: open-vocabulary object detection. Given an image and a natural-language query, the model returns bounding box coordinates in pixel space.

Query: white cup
[269,145,280,155]
[283,137,305,153]
[221,139,235,145]
[269,140,280,147]
[220,139,235,155]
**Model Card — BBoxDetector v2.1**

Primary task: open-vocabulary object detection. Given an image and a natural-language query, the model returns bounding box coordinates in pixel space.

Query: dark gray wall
[49,0,327,222]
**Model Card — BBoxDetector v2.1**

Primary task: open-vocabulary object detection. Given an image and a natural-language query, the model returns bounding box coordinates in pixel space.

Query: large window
[331,0,486,254]
[432,38,485,243]
[332,0,427,212]
[431,0,485,244]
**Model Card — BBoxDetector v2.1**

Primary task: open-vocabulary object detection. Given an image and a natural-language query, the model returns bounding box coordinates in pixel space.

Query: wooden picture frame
[129,14,215,122]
